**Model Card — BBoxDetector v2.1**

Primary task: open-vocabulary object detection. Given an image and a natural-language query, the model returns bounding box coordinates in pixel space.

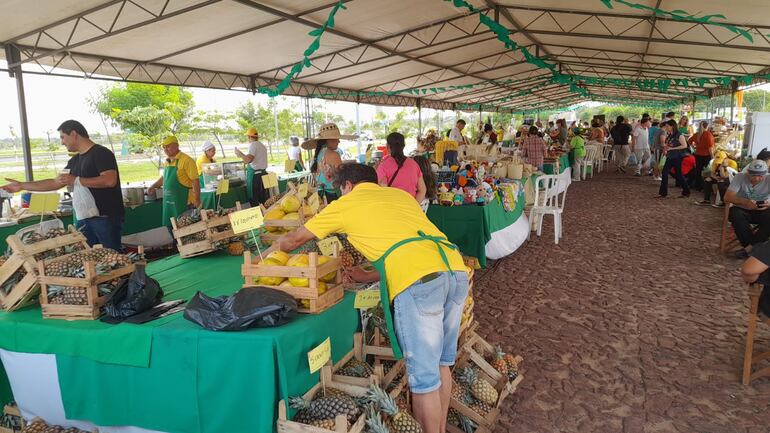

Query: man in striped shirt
[519,125,547,170]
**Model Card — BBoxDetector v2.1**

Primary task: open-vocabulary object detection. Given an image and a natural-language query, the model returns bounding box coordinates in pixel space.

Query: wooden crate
[0,226,89,312]
[449,332,524,432]
[171,204,243,258]
[331,333,386,388]
[277,361,373,433]
[0,404,24,433]
[38,246,144,321]
[242,251,343,314]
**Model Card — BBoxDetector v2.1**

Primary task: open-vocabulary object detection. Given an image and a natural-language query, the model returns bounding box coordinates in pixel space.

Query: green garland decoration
[256,1,347,97]
[600,0,754,43]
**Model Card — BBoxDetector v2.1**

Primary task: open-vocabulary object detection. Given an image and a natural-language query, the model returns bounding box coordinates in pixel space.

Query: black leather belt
[419,272,441,284]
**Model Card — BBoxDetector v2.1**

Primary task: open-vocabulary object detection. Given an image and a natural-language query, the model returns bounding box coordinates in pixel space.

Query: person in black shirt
[610,116,633,173]
[1,120,124,250]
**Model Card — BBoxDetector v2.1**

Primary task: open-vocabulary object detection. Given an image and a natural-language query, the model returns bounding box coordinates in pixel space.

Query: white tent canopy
[3,0,770,113]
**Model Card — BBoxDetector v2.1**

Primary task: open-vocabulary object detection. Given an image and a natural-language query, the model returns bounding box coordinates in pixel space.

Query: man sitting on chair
[725,160,770,259]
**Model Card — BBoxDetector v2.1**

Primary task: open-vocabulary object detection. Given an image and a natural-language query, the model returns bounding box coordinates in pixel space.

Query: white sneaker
[653,176,662,181]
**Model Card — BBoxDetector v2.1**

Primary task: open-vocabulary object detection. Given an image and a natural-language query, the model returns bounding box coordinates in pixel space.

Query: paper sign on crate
[354,290,380,309]
[262,173,279,189]
[317,236,342,257]
[284,160,295,173]
[308,337,331,373]
[229,207,264,234]
[29,193,59,213]
[216,180,229,195]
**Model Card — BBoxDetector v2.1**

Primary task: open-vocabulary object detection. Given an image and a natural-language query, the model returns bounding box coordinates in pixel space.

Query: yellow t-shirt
[304,183,466,301]
[196,154,214,175]
[164,152,198,205]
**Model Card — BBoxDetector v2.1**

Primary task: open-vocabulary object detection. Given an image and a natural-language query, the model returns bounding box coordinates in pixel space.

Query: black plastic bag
[103,264,163,320]
[183,287,297,331]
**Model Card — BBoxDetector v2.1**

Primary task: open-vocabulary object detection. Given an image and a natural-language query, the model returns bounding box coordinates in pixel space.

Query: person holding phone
[724,160,770,258]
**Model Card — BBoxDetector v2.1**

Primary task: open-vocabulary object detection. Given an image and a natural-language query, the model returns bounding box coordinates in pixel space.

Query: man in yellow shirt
[147,135,201,225]
[269,163,468,433]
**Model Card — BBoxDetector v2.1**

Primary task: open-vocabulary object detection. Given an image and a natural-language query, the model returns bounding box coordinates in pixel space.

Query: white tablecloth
[0,350,164,433]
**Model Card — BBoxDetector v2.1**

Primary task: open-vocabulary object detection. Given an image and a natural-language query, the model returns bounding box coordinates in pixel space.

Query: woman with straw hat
[302,123,355,203]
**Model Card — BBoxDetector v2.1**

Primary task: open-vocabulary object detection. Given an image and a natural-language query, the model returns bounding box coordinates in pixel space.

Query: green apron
[371,230,458,359]
[162,164,191,226]
[198,175,205,188]
[246,165,255,202]
[293,160,304,173]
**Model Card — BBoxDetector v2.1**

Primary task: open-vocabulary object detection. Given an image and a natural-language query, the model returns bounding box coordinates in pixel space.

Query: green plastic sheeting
[427,187,525,268]
[201,184,248,210]
[0,251,359,433]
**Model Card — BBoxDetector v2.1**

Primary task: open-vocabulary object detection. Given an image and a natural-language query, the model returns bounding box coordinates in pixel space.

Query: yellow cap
[245,127,258,137]
[161,135,178,147]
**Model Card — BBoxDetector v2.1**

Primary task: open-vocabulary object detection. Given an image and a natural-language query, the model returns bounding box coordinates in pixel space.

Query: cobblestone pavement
[473,171,770,433]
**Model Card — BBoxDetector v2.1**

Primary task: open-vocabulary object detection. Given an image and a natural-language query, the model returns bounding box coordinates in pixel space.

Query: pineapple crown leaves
[365,384,399,417]
[458,367,479,386]
[494,345,506,359]
[457,413,477,433]
[288,396,311,411]
[364,404,391,433]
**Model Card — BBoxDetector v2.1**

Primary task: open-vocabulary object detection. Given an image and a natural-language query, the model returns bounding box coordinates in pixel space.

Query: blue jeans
[393,271,469,393]
[76,215,124,251]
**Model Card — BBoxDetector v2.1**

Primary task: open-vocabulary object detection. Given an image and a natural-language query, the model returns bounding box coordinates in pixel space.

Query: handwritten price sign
[317,236,342,257]
[307,337,331,373]
[228,207,264,234]
[354,290,380,309]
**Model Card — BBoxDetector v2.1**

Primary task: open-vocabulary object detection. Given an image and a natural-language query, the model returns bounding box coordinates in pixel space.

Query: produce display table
[200,184,248,210]
[278,171,310,193]
[543,153,570,175]
[0,251,359,433]
[427,186,526,268]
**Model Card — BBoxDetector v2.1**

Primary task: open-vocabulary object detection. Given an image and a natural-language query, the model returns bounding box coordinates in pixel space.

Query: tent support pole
[356,101,361,158]
[417,99,422,137]
[5,45,34,182]
[730,80,738,125]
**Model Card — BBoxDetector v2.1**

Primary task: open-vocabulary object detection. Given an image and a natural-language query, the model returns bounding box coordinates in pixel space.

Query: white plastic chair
[529,174,566,245]
[598,144,612,172]
[582,145,599,180]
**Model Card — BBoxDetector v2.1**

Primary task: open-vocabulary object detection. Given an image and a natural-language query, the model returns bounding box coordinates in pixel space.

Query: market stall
[279,172,310,193]
[0,251,359,433]
[427,184,527,268]
[200,184,248,210]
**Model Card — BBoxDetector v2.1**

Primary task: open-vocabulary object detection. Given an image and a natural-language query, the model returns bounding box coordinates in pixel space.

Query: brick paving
[472,171,770,433]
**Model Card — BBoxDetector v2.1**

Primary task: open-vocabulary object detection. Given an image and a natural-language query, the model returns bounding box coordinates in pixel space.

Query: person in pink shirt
[376,132,427,203]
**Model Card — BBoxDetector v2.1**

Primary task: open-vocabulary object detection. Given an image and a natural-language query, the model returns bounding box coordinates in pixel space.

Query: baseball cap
[748,159,768,175]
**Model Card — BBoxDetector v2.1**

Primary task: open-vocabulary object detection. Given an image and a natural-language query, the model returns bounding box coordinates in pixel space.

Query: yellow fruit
[299,299,310,309]
[289,277,309,287]
[280,195,301,213]
[287,254,309,266]
[302,203,315,217]
[279,280,293,287]
[265,209,285,220]
[318,256,337,282]
[283,212,300,221]
[261,257,283,266]
[267,251,289,265]
[317,281,327,295]
[257,276,285,286]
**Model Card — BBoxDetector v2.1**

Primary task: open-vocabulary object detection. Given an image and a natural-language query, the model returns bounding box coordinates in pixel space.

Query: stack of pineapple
[289,386,361,430]
[488,346,522,383]
[364,384,422,433]
[21,419,90,433]
[44,248,143,305]
[176,208,207,245]
[452,367,499,421]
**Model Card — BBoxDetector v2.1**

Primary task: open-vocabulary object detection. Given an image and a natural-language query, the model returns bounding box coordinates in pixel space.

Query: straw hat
[160,135,178,147]
[245,127,258,138]
[301,123,357,150]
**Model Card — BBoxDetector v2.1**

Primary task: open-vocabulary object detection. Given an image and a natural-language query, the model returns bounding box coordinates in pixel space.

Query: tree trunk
[99,114,116,153]
[213,132,226,158]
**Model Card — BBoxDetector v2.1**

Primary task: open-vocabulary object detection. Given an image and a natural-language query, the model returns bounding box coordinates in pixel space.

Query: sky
[0,60,391,140]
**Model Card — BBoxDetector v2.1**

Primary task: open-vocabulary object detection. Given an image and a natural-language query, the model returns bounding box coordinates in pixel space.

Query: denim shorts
[393,271,469,394]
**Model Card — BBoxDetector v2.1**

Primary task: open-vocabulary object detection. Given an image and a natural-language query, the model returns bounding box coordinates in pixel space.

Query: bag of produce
[183,287,297,331]
[72,177,100,219]
[103,264,163,320]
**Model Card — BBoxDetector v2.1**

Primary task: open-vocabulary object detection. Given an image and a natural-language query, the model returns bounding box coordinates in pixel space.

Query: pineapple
[367,384,423,433]
[490,346,510,377]
[458,367,498,406]
[338,357,374,378]
[309,418,342,430]
[504,353,522,376]
[451,376,470,401]
[466,396,493,417]
[227,242,245,256]
[289,393,360,423]
[365,404,391,433]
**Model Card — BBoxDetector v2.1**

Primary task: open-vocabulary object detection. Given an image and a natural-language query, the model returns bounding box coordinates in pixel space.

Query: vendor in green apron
[147,135,201,226]
[267,162,468,433]
[287,136,305,172]
[302,123,352,203]
[234,127,269,206]
[196,140,216,188]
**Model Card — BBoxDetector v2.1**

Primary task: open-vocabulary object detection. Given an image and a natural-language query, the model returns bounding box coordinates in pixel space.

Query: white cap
[200,140,215,153]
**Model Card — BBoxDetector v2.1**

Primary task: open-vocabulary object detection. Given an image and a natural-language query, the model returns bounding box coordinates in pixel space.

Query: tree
[235,100,305,158]
[190,110,235,157]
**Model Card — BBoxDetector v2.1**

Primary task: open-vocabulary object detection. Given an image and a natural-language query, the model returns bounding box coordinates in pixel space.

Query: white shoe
[653,176,662,181]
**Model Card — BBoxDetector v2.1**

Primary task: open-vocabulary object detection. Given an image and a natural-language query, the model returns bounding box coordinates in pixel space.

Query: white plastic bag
[73,177,100,219]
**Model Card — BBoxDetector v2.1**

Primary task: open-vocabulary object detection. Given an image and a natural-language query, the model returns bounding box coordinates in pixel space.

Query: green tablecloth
[122,200,163,235]
[543,153,570,174]
[0,252,359,433]
[427,188,526,268]
[201,184,248,210]
[279,171,310,193]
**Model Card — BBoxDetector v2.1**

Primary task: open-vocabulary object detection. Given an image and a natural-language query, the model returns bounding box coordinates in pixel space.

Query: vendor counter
[0,251,359,433]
